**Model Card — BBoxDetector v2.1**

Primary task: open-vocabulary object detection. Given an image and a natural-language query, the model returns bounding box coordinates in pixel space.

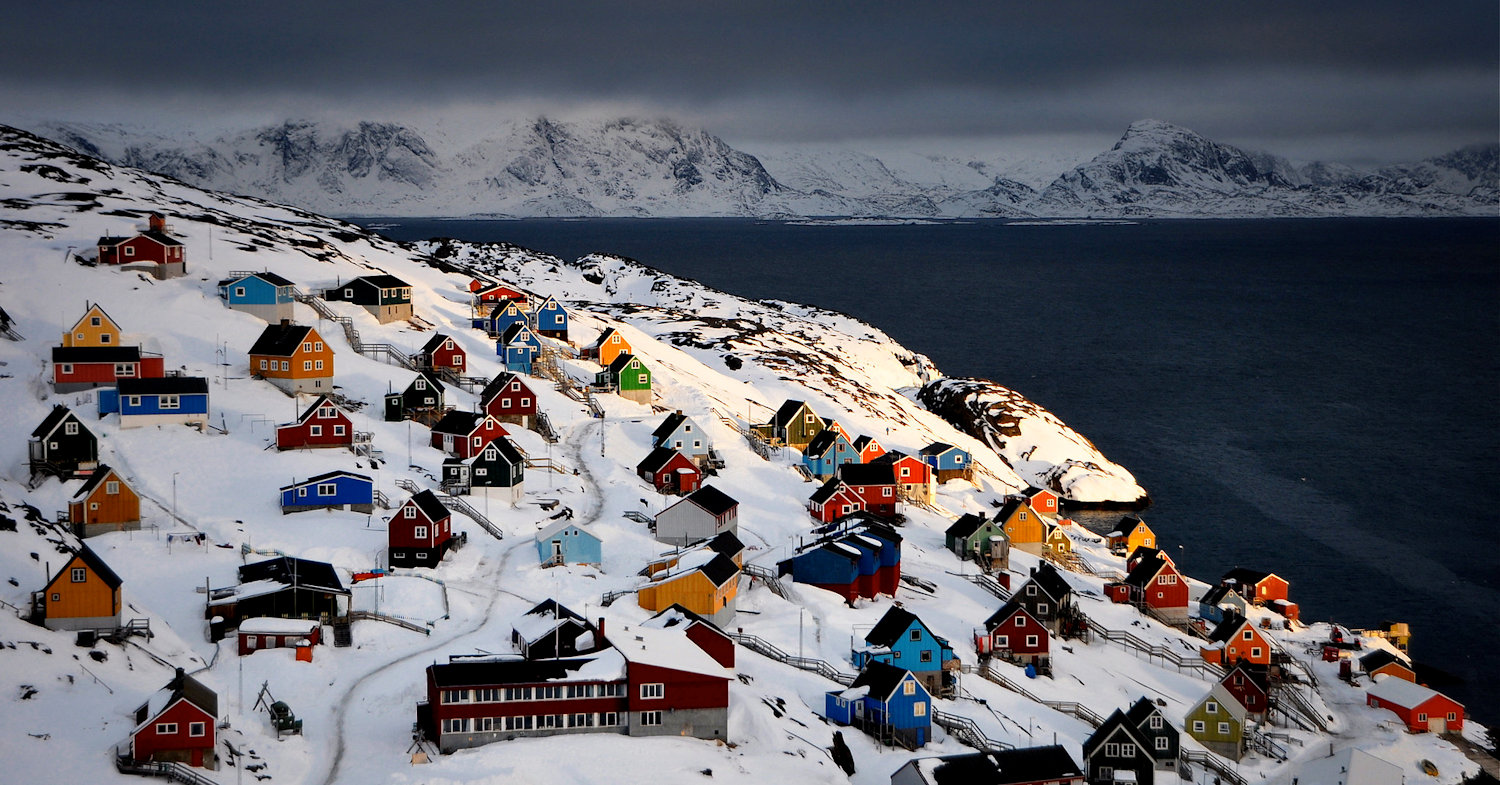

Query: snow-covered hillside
[30,118,1497,219]
[0,124,1487,785]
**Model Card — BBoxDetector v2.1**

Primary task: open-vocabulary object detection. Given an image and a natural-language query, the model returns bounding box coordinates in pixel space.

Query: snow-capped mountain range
[30,117,1497,219]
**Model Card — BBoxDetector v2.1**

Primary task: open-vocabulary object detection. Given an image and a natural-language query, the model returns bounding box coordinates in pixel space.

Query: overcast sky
[2,2,1495,164]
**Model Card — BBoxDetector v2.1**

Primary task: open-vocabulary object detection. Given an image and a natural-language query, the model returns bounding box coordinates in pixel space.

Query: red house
[237,618,322,658]
[275,394,354,450]
[643,605,736,669]
[1107,552,1189,625]
[871,451,935,505]
[834,462,898,516]
[636,448,702,495]
[1218,662,1270,722]
[97,214,187,279]
[808,479,864,523]
[852,435,886,463]
[1366,678,1464,733]
[430,411,508,459]
[976,599,1050,672]
[51,345,165,393]
[472,281,529,308]
[1021,486,1060,518]
[617,622,733,740]
[389,490,454,569]
[1221,568,1289,606]
[130,668,217,769]
[418,333,468,374]
[481,372,537,428]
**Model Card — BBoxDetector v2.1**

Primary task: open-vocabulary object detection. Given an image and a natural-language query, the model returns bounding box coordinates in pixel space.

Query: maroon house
[430,411,509,459]
[419,333,468,374]
[275,394,354,451]
[97,214,186,279]
[237,618,322,658]
[643,604,735,669]
[481,372,537,428]
[389,490,454,569]
[834,462,898,516]
[976,599,1050,672]
[1219,662,1271,722]
[808,479,864,523]
[636,448,702,495]
[129,668,217,769]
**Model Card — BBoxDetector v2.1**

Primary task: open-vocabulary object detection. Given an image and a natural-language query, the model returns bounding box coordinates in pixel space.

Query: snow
[610,623,732,679]
[238,617,321,635]
[1366,675,1445,707]
[0,124,1484,785]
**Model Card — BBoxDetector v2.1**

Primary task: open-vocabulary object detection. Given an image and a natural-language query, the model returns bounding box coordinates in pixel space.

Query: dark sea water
[361,216,1500,720]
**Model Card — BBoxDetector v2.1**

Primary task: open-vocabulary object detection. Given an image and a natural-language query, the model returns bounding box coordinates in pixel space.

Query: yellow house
[37,544,122,631]
[62,303,123,347]
[1044,525,1074,558]
[69,464,142,538]
[637,551,738,627]
[997,498,1047,555]
[1107,515,1157,554]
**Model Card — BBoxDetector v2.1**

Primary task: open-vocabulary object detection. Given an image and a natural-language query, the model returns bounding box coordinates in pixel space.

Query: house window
[260,359,268,370]
[51,593,60,602]
[159,395,180,410]
[1099,768,1114,781]
[1242,630,1254,641]
[920,651,933,663]
[315,360,324,370]
[125,246,135,256]
[71,567,87,583]
[637,373,648,385]
[1158,574,1178,585]
[994,635,1008,648]
[1150,715,1163,729]
[304,361,312,371]
[303,342,312,353]
[414,526,428,539]
[473,436,483,447]
[883,487,893,497]
[415,379,426,390]
[115,363,135,377]
[1206,702,1218,714]
[234,287,246,297]
[1193,720,1205,733]
[63,420,79,436]
[1026,585,1037,596]
[475,468,488,476]
[640,711,662,726]
[298,488,308,497]
[60,364,73,374]
[280,361,289,371]
[640,683,664,699]
[189,722,206,737]
[1251,647,1263,658]
[1156,736,1169,750]
[1121,743,1135,757]
[317,483,337,496]
[909,630,921,641]
[333,425,345,436]
[1026,635,1039,647]
[804,414,815,424]
[1217,722,1229,735]
[1014,616,1025,628]
[1105,742,1121,757]
[91,317,102,326]
[310,425,322,436]
[156,722,176,734]
[955,454,964,464]
[314,342,323,352]
[106,481,119,495]
[404,507,416,518]
[453,355,463,365]
[1418,712,1428,722]
[913,701,927,717]
[1036,603,1049,616]
[902,681,916,696]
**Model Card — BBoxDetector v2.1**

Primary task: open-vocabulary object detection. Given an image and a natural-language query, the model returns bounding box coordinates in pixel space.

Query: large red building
[275,394,354,451]
[51,346,165,393]
[1367,678,1464,733]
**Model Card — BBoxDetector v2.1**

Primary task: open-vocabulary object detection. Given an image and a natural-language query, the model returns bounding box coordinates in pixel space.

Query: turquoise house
[218,271,296,322]
[802,429,859,479]
[535,520,602,567]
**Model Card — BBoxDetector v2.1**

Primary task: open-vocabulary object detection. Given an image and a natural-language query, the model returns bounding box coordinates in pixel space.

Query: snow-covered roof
[238,617,320,635]
[1367,674,1448,707]
[610,623,733,679]
[534,519,597,542]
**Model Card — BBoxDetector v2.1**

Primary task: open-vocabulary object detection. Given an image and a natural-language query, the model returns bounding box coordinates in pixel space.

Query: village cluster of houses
[23,218,1467,777]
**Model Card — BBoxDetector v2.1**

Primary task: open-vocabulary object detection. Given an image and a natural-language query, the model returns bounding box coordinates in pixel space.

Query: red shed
[480,372,537,428]
[97,215,186,279]
[636,448,702,495]
[237,618,321,657]
[389,490,454,569]
[275,394,354,450]
[1367,678,1464,733]
[130,668,217,769]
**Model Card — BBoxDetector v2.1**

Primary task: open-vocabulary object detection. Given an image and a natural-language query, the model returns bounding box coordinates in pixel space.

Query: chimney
[149,213,165,232]
[596,617,606,644]
[675,410,682,416]
[280,318,291,327]
[1030,566,1036,577]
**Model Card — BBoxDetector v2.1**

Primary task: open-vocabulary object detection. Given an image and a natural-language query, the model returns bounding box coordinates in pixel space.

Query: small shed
[535,521,602,567]
[238,618,321,657]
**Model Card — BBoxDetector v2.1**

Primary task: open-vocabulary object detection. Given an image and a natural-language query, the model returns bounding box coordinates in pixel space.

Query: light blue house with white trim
[217,271,296,322]
[803,429,859,479]
[652,411,712,467]
[535,520,602,566]
[98,377,210,429]
[280,470,375,514]
[498,322,541,374]
[920,442,973,483]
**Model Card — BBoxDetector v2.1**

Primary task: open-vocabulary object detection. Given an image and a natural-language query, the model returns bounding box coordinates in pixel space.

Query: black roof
[294,394,339,423]
[220,271,294,287]
[52,345,141,363]
[835,462,895,486]
[248,322,316,356]
[139,229,183,247]
[32,404,84,439]
[652,411,689,442]
[705,531,745,561]
[771,399,811,428]
[921,746,1084,785]
[431,410,486,436]
[982,598,1035,632]
[480,372,531,403]
[864,606,921,647]
[500,322,534,343]
[406,489,451,522]
[921,442,956,456]
[156,669,217,720]
[238,556,347,594]
[1083,709,1151,759]
[1023,563,1073,604]
[647,604,728,638]
[1222,567,1277,586]
[404,371,446,394]
[430,657,601,687]
[476,436,525,465]
[1200,583,1235,607]
[636,446,691,475]
[606,352,639,373]
[945,512,991,539]
[849,660,913,700]
[1358,648,1412,673]
[1122,553,1171,589]
[1125,696,1167,728]
[355,274,410,288]
[697,553,740,588]
[117,376,209,395]
[1207,612,1251,644]
[72,464,123,499]
[589,327,623,349]
[523,598,583,623]
[421,333,455,354]
[684,485,738,516]
[808,477,848,504]
[804,429,844,456]
[1220,661,1271,692]
[57,544,122,590]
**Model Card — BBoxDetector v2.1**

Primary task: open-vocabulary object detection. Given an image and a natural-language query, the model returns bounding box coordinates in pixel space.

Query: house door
[246,636,257,650]
[852,701,864,720]
[1429,716,1446,733]
[551,541,563,561]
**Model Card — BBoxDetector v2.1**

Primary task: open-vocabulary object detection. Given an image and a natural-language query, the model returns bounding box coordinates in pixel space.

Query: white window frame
[640,683,664,699]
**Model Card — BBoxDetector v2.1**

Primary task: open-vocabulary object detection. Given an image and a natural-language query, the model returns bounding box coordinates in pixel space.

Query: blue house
[920,442,973,483]
[802,429,859,479]
[472,299,528,337]
[217,271,296,322]
[777,540,864,603]
[279,470,375,514]
[534,520,602,567]
[824,660,931,748]
[1197,583,1249,625]
[99,377,210,430]
[652,410,712,467]
[852,606,957,697]
[498,322,541,373]
[532,295,569,340]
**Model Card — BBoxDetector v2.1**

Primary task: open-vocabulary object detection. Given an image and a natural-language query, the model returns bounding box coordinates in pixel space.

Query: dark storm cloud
[1,1,1494,160]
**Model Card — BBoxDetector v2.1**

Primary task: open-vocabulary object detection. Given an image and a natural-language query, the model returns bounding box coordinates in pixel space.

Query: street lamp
[172,472,180,520]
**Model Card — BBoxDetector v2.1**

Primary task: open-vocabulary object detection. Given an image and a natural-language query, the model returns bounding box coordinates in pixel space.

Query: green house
[596,353,652,405]
[1185,683,1247,760]
[943,512,1010,569]
[752,400,825,451]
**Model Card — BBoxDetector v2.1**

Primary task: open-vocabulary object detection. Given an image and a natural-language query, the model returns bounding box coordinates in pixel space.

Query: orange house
[62,303,123,347]
[37,545,122,631]
[1200,615,1274,668]
[637,551,739,628]
[69,464,141,538]
[248,321,334,395]
[997,498,1047,555]
[590,327,632,368]
[1107,515,1157,554]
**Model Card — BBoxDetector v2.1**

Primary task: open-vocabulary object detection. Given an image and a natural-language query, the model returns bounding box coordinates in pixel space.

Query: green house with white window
[596,353,652,405]
[1185,683,1247,760]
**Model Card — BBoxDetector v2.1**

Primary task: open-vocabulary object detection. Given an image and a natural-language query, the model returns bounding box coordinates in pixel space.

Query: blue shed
[851,606,958,697]
[823,661,931,748]
[920,442,973,483]
[777,541,862,603]
[533,295,568,340]
[218,271,295,322]
[99,377,210,430]
[802,429,859,479]
[498,322,540,373]
[473,299,527,336]
[279,470,375,514]
[535,520,602,566]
